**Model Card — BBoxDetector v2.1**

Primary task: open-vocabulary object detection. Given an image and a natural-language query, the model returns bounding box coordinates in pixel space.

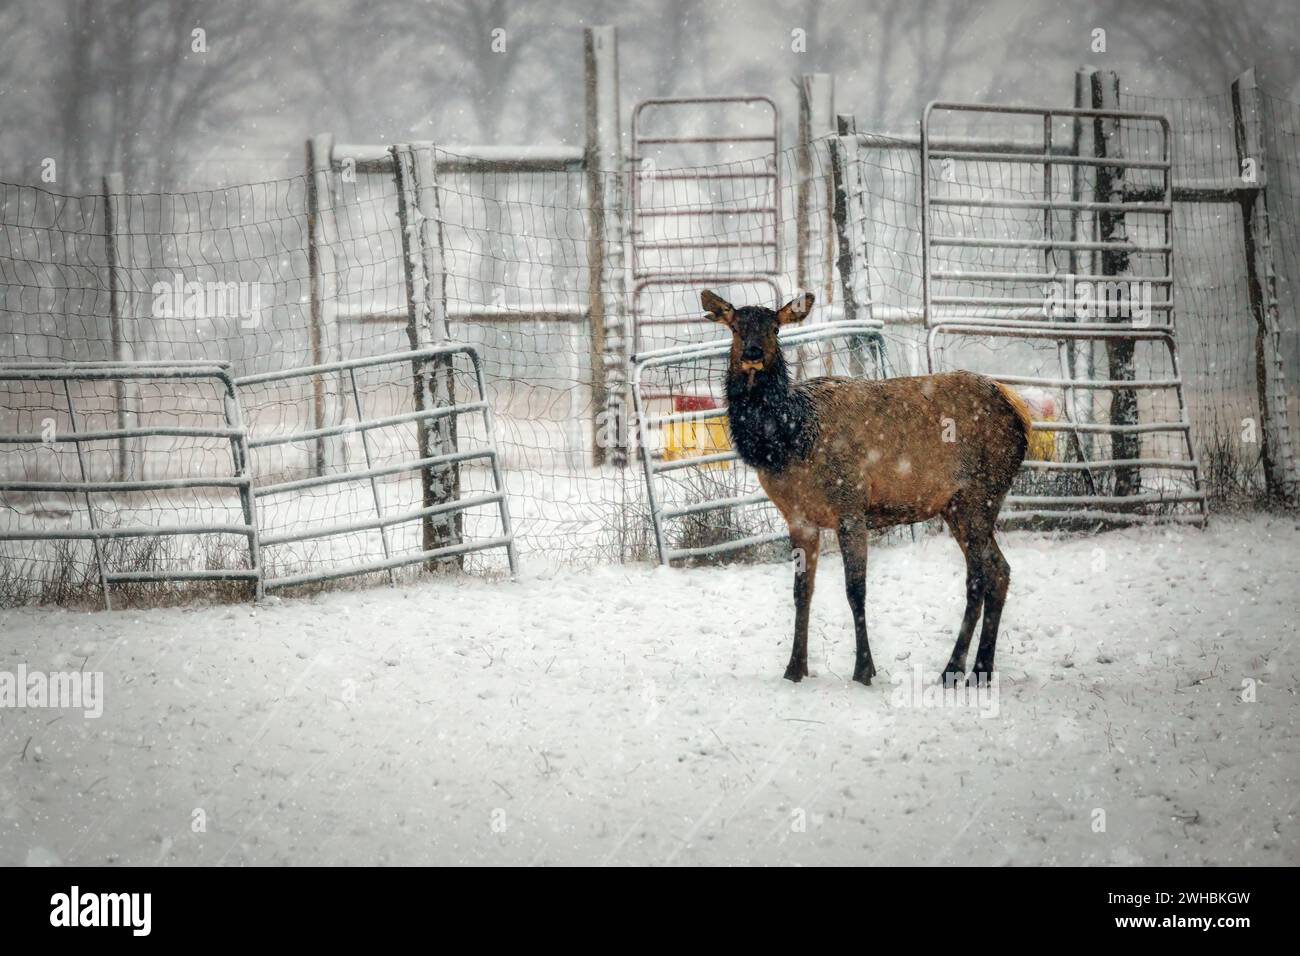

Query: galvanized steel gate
[920,101,1207,525]
[0,348,516,607]
[629,95,783,357]
[238,345,516,589]
[0,361,262,607]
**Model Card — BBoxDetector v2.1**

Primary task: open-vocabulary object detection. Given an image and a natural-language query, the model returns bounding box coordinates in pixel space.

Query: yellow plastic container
[664,395,731,468]
[1021,389,1059,462]
[1027,423,1058,462]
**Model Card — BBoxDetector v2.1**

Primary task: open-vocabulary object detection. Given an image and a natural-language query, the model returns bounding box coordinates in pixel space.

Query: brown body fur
[759,372,1030,532]
[701,289,1031,687]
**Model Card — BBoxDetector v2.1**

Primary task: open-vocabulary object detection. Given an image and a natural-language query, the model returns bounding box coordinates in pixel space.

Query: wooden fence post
[795,74,834,380]
[393,143,461,566]
[1068,68,1096,454]
[415,144,461,559]
[1091,70,1141,496]
[102,173,134,480]
[796,74,834,300]
[829,113,876,377]
[584,25,627,467]
[1232,67,1298,501]
[305,134,335,477]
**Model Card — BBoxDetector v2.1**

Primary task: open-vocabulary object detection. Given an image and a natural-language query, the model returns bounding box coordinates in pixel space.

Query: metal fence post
[1232,67,1298,502]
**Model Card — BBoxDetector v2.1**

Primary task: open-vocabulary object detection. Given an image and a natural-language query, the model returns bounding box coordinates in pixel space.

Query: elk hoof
[852,662,876,686]
[852,671,873,686]
[967,668,995,688]
[939,668,965,688]
[783,662,809,683]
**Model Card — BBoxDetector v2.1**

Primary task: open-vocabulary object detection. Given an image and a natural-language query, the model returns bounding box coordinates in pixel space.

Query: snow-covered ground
[1,514,1297,866]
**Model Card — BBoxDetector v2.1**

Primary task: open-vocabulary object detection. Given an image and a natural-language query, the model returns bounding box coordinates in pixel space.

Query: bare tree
[1088,0,1298,95]
[24,0,297,189]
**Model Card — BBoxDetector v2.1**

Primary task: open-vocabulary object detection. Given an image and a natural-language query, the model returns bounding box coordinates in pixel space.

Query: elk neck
[725,348,817,473]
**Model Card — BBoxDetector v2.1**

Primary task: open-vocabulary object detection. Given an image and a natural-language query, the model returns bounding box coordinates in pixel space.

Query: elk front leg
[838,517,875,685]
[785,522,820,682]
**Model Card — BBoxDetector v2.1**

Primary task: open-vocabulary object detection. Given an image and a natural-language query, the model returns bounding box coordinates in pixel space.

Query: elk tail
[994,382,1034,438]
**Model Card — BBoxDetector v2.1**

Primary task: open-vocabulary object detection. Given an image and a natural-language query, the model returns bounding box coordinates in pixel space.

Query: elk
[701,290,1032,687]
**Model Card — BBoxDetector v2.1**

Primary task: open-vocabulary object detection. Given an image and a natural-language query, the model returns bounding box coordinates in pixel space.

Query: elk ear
[701,290,735,327]
[777,292,815,325]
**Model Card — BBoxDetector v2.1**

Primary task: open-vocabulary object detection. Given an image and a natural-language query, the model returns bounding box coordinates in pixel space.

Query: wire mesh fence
[2,79,1299,603]
[1121,86,1300,502]
[916,102,1206,523]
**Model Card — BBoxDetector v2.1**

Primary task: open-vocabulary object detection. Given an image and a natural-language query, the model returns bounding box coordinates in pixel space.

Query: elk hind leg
[969,532,1010,685]
[941,496,985,686]
[838,516,875,685]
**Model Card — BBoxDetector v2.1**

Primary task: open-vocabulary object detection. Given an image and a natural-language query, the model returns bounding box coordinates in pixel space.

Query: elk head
[700,289,815,387]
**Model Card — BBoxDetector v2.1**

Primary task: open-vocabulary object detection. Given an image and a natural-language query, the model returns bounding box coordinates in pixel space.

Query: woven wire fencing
[0,139,906,590]
[2,85,1299,602]
[1121,88,1300,502]
[304,157,623,568]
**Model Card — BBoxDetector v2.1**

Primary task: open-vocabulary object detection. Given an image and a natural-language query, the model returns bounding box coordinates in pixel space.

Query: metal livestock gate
[920,101,1208,525]
[629,95,784,354]
[237,345,517,590]
[0,348,516,605]
[0,361,261,607]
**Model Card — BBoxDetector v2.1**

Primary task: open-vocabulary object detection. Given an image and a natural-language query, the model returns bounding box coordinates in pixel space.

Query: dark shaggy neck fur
[725,350,818,473]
